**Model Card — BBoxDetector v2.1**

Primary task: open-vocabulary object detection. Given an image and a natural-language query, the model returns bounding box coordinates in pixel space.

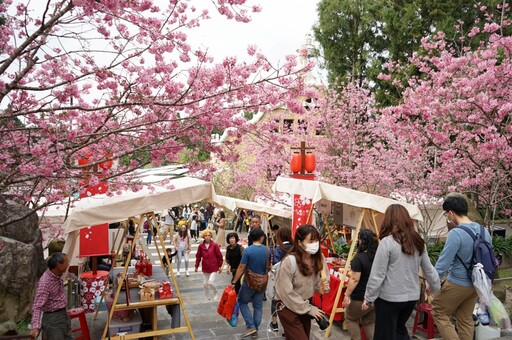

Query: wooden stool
[67,307,91,340]
[413,303,438,339]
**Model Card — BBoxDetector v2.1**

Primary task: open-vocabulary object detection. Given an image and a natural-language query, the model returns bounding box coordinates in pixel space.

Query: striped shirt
[31,269,67,329]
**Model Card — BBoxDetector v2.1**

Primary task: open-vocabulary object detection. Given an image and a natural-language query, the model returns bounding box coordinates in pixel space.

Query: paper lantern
[305,153,316,173]
[290,153,302,173]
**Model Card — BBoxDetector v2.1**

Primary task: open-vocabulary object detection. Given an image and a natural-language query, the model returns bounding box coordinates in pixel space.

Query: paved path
[77,230,452,339]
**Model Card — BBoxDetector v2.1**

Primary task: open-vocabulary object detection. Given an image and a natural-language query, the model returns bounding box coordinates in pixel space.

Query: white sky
[186,0,321,65]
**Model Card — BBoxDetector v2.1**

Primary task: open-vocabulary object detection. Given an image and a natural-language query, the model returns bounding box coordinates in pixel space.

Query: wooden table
[105,267,184,340]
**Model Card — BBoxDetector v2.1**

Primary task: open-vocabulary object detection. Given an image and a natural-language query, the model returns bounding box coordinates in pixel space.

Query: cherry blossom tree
[223,23,512,226]
[374,24,512,222]
[0,0,308,227]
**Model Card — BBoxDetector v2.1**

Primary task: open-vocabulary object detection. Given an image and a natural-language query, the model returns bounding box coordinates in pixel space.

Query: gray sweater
[365,235,440,303]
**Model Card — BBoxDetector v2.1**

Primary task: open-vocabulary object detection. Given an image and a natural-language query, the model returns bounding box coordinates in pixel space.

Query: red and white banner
[292,194,313,237]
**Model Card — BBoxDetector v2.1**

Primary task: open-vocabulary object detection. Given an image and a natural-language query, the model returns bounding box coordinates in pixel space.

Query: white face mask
[304,241,320,255]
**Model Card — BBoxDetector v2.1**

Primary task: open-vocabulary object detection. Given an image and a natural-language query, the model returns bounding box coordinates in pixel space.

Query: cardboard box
[109,310,142,336]
[140,287,155,301]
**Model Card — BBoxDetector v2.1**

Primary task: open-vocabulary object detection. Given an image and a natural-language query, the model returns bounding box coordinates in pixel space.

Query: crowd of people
[29,194,493,340]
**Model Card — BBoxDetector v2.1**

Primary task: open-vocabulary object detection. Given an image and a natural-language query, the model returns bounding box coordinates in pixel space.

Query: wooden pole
[325,209,366,338]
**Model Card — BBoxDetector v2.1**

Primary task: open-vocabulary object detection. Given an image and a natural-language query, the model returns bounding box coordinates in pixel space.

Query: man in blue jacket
[432,195,491,340]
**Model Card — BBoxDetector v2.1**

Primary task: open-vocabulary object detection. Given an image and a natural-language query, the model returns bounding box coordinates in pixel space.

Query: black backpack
[456,225,498,282]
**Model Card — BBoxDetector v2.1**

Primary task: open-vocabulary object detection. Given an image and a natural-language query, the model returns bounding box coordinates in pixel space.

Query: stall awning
[214,195,292,219]
[272,176,423,222]
[62,176,214,234]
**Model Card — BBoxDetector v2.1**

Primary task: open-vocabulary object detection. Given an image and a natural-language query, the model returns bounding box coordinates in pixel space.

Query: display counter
[105,266,183,339]
[312,263,349,322]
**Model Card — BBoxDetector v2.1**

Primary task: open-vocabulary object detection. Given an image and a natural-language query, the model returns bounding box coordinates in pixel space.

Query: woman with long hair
[214,210,226,248]
[173,226,191,277]
[195,229,223,301]
[270,225,293,332]
[342,229,378,339]
[274,224,330,340]
[363,204,440,339]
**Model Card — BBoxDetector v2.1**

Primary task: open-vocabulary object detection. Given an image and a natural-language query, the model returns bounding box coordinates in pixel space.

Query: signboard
[343,204,362,228]
[332,202,343,225]
[315,199,331,215]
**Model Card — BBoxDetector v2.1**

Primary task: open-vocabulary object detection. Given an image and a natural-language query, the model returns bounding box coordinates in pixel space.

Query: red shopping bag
[217,285,237,319]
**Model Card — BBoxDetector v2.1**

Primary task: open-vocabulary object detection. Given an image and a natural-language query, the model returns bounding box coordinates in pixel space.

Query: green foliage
[243,110,257,121]
[17,319,30,335]
[178,147,210,163]
[492,236,512,257]
[333,242,351,257]
[427,241,445,265]
[314,0,507,104]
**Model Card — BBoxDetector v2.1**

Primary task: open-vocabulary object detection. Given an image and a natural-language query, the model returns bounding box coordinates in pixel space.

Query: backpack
[271,254,296,280]
[456,225,498,282]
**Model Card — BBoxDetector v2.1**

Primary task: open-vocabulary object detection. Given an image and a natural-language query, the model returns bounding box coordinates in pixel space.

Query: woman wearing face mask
[274,224,330,340]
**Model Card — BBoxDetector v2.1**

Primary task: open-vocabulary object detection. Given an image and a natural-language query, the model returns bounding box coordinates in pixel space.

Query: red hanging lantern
[304,153,316,173]
[290,153,302,173]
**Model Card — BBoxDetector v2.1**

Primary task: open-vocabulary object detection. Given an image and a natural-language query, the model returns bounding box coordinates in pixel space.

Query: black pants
[374,298,417,340]
[191,229,198,239]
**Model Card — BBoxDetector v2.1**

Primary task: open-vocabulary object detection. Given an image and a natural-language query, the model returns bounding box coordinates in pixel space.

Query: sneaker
[241,328,257,338]
[176,271,180,277]
[251,331,258,339]
[186,271,190,277]
[270,322,278,332]
[212,292,219,301]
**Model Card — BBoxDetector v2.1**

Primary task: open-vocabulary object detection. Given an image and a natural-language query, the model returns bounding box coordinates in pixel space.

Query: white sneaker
[186,271,190,277]
[177,271,180,277]
[212,292,219,301]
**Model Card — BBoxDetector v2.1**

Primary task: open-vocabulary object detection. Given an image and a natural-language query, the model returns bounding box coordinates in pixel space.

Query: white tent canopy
[62,176,214,234]
[62,176,215,265]
[214,195,292,219]
[272,176,423,223]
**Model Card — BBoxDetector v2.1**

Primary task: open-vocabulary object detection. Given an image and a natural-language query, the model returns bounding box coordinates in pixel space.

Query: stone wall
[0,197,46,327]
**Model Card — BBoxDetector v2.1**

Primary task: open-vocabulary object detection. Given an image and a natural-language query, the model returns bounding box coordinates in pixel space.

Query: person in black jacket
[225,232,244,294]
[342,229,378,339]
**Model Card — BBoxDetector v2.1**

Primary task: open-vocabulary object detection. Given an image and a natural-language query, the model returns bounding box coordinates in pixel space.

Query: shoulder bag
[245,248,270,292]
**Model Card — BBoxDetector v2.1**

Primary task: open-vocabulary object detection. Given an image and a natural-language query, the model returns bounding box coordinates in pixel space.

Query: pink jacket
[195,241,223,273]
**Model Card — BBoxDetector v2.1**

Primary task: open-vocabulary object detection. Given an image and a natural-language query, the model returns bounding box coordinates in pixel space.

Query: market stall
[273,176,423,337]
[215,194,291,232]
[62,176,219,340]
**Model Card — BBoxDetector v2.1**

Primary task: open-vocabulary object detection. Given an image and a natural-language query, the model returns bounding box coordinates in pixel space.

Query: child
[190,214,198,242]
[163,247,178,276]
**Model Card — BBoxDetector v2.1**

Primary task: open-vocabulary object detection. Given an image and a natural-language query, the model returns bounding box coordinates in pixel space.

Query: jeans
[238,281,265,330]
[176,247,189,272]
